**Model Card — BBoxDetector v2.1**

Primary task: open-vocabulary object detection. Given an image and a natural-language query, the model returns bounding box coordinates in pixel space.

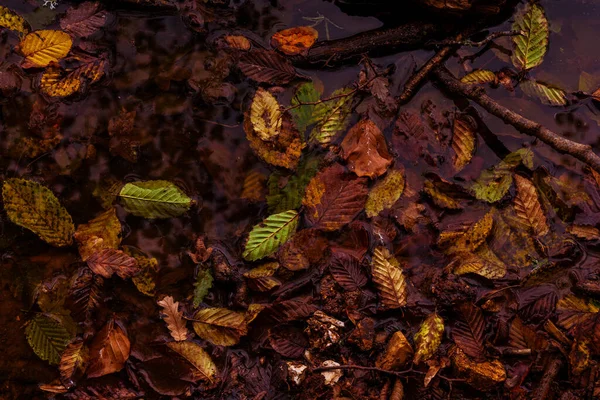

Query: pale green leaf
[309,88,354,145]
[460,70,496,85]
[2,178,74,247]
[520,80,567,106]
[579,71,600,93]
[243,210,299,261]
[511,3,549,70]
[25,314,71,365]
[118,180,192,219]
[290,81,321,133]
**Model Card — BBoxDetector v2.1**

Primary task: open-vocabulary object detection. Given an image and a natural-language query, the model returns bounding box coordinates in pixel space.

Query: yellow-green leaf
[243,210,299,261]
[424,180,461,210]
[310,88,354,146]
[520,80,567,106]
[193,269,213,307]
[365,169,405,218]
[2,178,74,247]
[25,314,72,365]
[167,341,217,382]
[452,244,507,279]
[290,81,321,133]
[511,3,549,70]
[192,307,248,346]
[372,247,407,309]
[413,313,444,364]
[460,70,496,85]
[0,6,30,35]
[118,180,192,219]
[19,30,72,68]
[74,208,122,261]
[250,88,282,141]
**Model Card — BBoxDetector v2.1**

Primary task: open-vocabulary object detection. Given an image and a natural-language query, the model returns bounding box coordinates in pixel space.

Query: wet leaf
[127,247,158,297]
[40,57,106,98]
[452,244,507,279]
[520,80,567,106]
[309,88,354,145]
[518,285,558,322]
[278,228,328,271]
[452,303,486,362]
[414,313,444,364]
[250,88,282,141]
[19,30,72,68]
[166,341,217,382]
[511,3,549,71]
[87,319,130,378]
[25,314,71,365]
[329,250,367,291]
[193,269,213,308]
[513,174,549,236]
[268,324,309,358]
[59,338,88,385]
[569,339,591,376]
[60,2,108,38]
[0,5,30,35]
[424,179,461,210]
[271,26,318,56]
[241,170,267,202]
[460,70,496,85]
[158,296,189,341]
[290,82,321,133]
[243,262,281,292]
[66,267,103,322]
[509,317,548,351]
[567,224,600,240]
[239,49,298,85]
[267,156,320,213]
[439,210,494,255]
[223,35,251,50]
[192,307,248,346]
[557,294,600,331]
[87,249,138,279]
[451,347,506,390]
[341,119,393,179]
[303,163,368,231]
[365,168,405,218]
[2,178,74,247]
[371,247,407,309]
[118,180,192,219]
[74,208,121,261]
[376,330,414,370]
[242,210,299,261]
[452,115,476,172]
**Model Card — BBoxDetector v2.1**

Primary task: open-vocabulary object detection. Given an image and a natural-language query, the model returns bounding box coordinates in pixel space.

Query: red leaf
[268,324,308,358]
[60,2,109,38]
[451,303,486,362]
[517,285,558,322]
[66,267,103,322]
[328,250,367,291]
[238,49,298,85]
[266,298,317,323]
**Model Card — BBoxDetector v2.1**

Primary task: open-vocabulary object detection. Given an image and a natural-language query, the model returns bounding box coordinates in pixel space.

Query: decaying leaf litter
[2,0,600,399]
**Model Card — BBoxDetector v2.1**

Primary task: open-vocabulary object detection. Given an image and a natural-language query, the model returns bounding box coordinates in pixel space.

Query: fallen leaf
[376,330,414,370]
[60,2,108,38]
[0,5,30,35]
[192,307,248,346]
[414,313,444,364]
[25,314,71,365]
[451,303,486,362]
[243,210,299,261]
[158,296,189,341]
[239,49,298,85]
[513,174,549,236]
[19,30,72,68]
[461,70,496,85]
[365,168,405,217]
[341,120,392,178]
[250,88,282,141]
[329,250,367,291]
[451,347,506,390]
[452,115,476,172]
[309,87,354,145]
[118,180,192,219]
[87,319,130,378]
[271,26,318,56]
[511,3,548,71]
[166,341,217,382]
[371,247,407,309]
[86,248,139,279]
[74,208,121,261]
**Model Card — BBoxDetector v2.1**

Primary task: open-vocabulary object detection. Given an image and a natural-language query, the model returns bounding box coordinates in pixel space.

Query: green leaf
[472,149,533,203]
[193,269,213,307]
[290,82,321,133]
[25,314,71,365]
[520,80,567,106]
[460,70,496,85]
[118,180,192,219]
[267,156,320,213]
[2,178,74,247]
[511,3,549,70]
[309,88,354,146]
[243,210,299,261]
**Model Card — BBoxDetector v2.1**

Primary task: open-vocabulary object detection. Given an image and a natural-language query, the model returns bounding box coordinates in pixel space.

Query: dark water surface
[1,0,600,398]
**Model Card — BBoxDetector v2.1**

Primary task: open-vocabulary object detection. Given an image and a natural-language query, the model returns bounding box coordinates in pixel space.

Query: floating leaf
[513,174,549,236]
[239,49,298,85]
[193,269,213,308]
[40,57,106,98]
[452,303,486,362]
[329,250,367,291]
[59,338,88,385]
[303,163,368,231]
[158,296,189,342]
[376,330,414,370]
[520,80,567,106]
[66,267,103,322]
[371,247,407,309]
[2,178,74,247]
[341,119,393,179]
[242,210,299,261]
[452,115,476,172]
[268,324,309,358]
[166,341,217,382]
[271,26,318,56]
[74,208,121,261]
[87,319,130,378]
[365,169,405,218]
[244,262,281,292]
[310,88,354,145]
[60,2,108,38]
[250,88,282,141]
[192,307,248,346]
[241,170,267,202]
[118,180,192,219]
[0,5,30,35]
[19,30,72,68]
[511,3,549,71]
[290,82,321,133]
[87,248,138,279]
[25,314,71,365]
[461,70,496,85]
[414,313,444,364]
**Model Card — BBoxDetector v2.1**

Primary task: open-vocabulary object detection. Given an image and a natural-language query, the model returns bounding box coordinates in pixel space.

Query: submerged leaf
[414,313,444,364]
[66,267,103,322]
[290,82,321,133]
[86,248,139,279]
[452,303,486,362]
[40,57,106,98]
[520,80,567,106]
[193,269,213,308]
[158,296,189,341]
[2,178,74,247]
[267,156,320,213]
[243,210,299,261]
[452,116,476,172]
[271,26,318,56]
[0,6,30,35]
[511,3,549,70]
[25,314,71,365]
[239,49,298,85]
[74,208,121,261]
[87,319,130,378]
[365,168,405,217]
[241,170,267,202]
[371,247,407,309]
[59,338,88,385]
[310,88,354,145]
[60,2,108,38]
[19,30,72,68]
[119,180,192,219]
[166,341,217,382]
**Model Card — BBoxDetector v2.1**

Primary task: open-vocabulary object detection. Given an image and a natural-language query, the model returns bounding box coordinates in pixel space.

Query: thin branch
[429,30,524,47]
[433,66,600,173]
[311,364,424,377]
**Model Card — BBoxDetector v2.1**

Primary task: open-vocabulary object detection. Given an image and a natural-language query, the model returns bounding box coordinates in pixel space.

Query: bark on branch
[433,66,600,173]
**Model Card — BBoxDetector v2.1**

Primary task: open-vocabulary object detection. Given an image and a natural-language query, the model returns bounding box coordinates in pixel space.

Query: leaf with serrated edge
[40,58,106,98]
[290,82,321,133]
[239,49,298,85]
[414,313,444,364]
[250,88,282,141]
[192,307,248,346]
[452,304,486,362]
[193,269,213,308]
[452,244,507,279]
[557,295,600,330]
[424,180,461,209]
[2,178,74,247]
[461,70,496,85]
[167,341,217,382]
[329,250,367,291]
[244,261,281,292]
[87,319,130,378]
[19,30,72,68]
[241,170,267,202]
[25,315,71,365]
[0,6,30,35]
[119,180,192,219]
[513,175,549,236]
[452,116,476,172]
[243,210,299,261]
[509,317,547,351]
[158,296,189,341]
[60,2,108,38]
[66,267,103,322]
[520,80,567,106]
[310,88,354,145]
[511,3,549,70]
[372,247,407,309]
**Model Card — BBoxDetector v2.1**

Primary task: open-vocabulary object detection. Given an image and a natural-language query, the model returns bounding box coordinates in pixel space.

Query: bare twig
[433,66,600,173]
[429,30,524,47]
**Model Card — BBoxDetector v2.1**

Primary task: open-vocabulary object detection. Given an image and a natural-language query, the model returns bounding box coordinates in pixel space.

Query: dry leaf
[376,330,414,370]
[19,30,72,68]
[158,296,189,341]
[451,347,506,390]
[414,313,444,364]
[192,307,248,346]
[452,115,476,172]
[86,248,139,279]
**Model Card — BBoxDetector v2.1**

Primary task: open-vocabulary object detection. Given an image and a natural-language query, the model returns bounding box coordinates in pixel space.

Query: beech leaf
[25,314,71,365]
[271,26,318,56]
[309,88,354,145]
[520,80,567,106]
[513,174,549,236]
[118,180,192,219]
[511,3,549,71]
[371,247,407,309]
[460,70,496,85]
[329,250,367,291]
[250,88,282,141]
[86,248,139,279]
[19,30,72,68]
[413,313,444,364]
[451,303,486,362]
[452,115,476,172]
[242,210,299,261]
[192,307,248,346]
[60,2,108,38]
[166,341,217,382]
[87,319,130,378]
[0,6,30,35]
[239,49,298,85]
[290,82,321,133]
[341,120,393,179]
[59,338,88,385]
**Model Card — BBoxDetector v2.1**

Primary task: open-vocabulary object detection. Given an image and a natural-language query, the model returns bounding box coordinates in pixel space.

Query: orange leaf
[271,26,318,56]
[341,120,392,179]
[86,248,139,279]
[157,296,189,341]
[87,319,130,378]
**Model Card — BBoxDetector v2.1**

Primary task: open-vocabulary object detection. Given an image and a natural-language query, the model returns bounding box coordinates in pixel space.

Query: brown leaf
[451,347,506,390]
[192,307,248,346]
[268,324,309,358]
[73,208,122,261]
[157,296,189,341]
[243,262,281,292]
[265,298,318,323]
[452,115,476,172]
[509,317,548,352]
[86,248,139,279]
[271,26,318,56]
[371,247,407,309]
[513,174,549,236]
[223,35,251,50]
[569,339,591,376]
[303,163,368,231]
[517,285,558,322]
[87,319,130,378]
[328,250,367,291]
[60,2,109,38]
[376,330,414,370]
[66,267,103,322]
[278,229,328,271]
[451,303,486,362]
[239,49,298,85]
[341,120,392,179]
[59,338,88,387]
[557,294,600,331]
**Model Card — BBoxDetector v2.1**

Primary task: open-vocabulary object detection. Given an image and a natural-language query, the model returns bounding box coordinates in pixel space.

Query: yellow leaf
[413,313,444,364]
[73,208,122,261]
[0,6,30,35]
[365,169,405,218]
[569,340,591,376]
[439,211,494,255]
[241,170,267,202]
[567,224,599,240]
[513,174,549,236]
[271,26,318,56]
[376,330,414,370]
[452,244,507,279]
[40,57,106,98]
[250,88,282,141]
[520,80,567,106]
[460,70,496,85]
[243,262,281,292]
[452,116,476,172]
[166,341,217,382]
[192,307,248,346]
[19,30,72,68]
[557,294,599,330]
[371,247,407,309]
[223,35,251,50]
[451,347,506,390]
[424,180,461,210]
